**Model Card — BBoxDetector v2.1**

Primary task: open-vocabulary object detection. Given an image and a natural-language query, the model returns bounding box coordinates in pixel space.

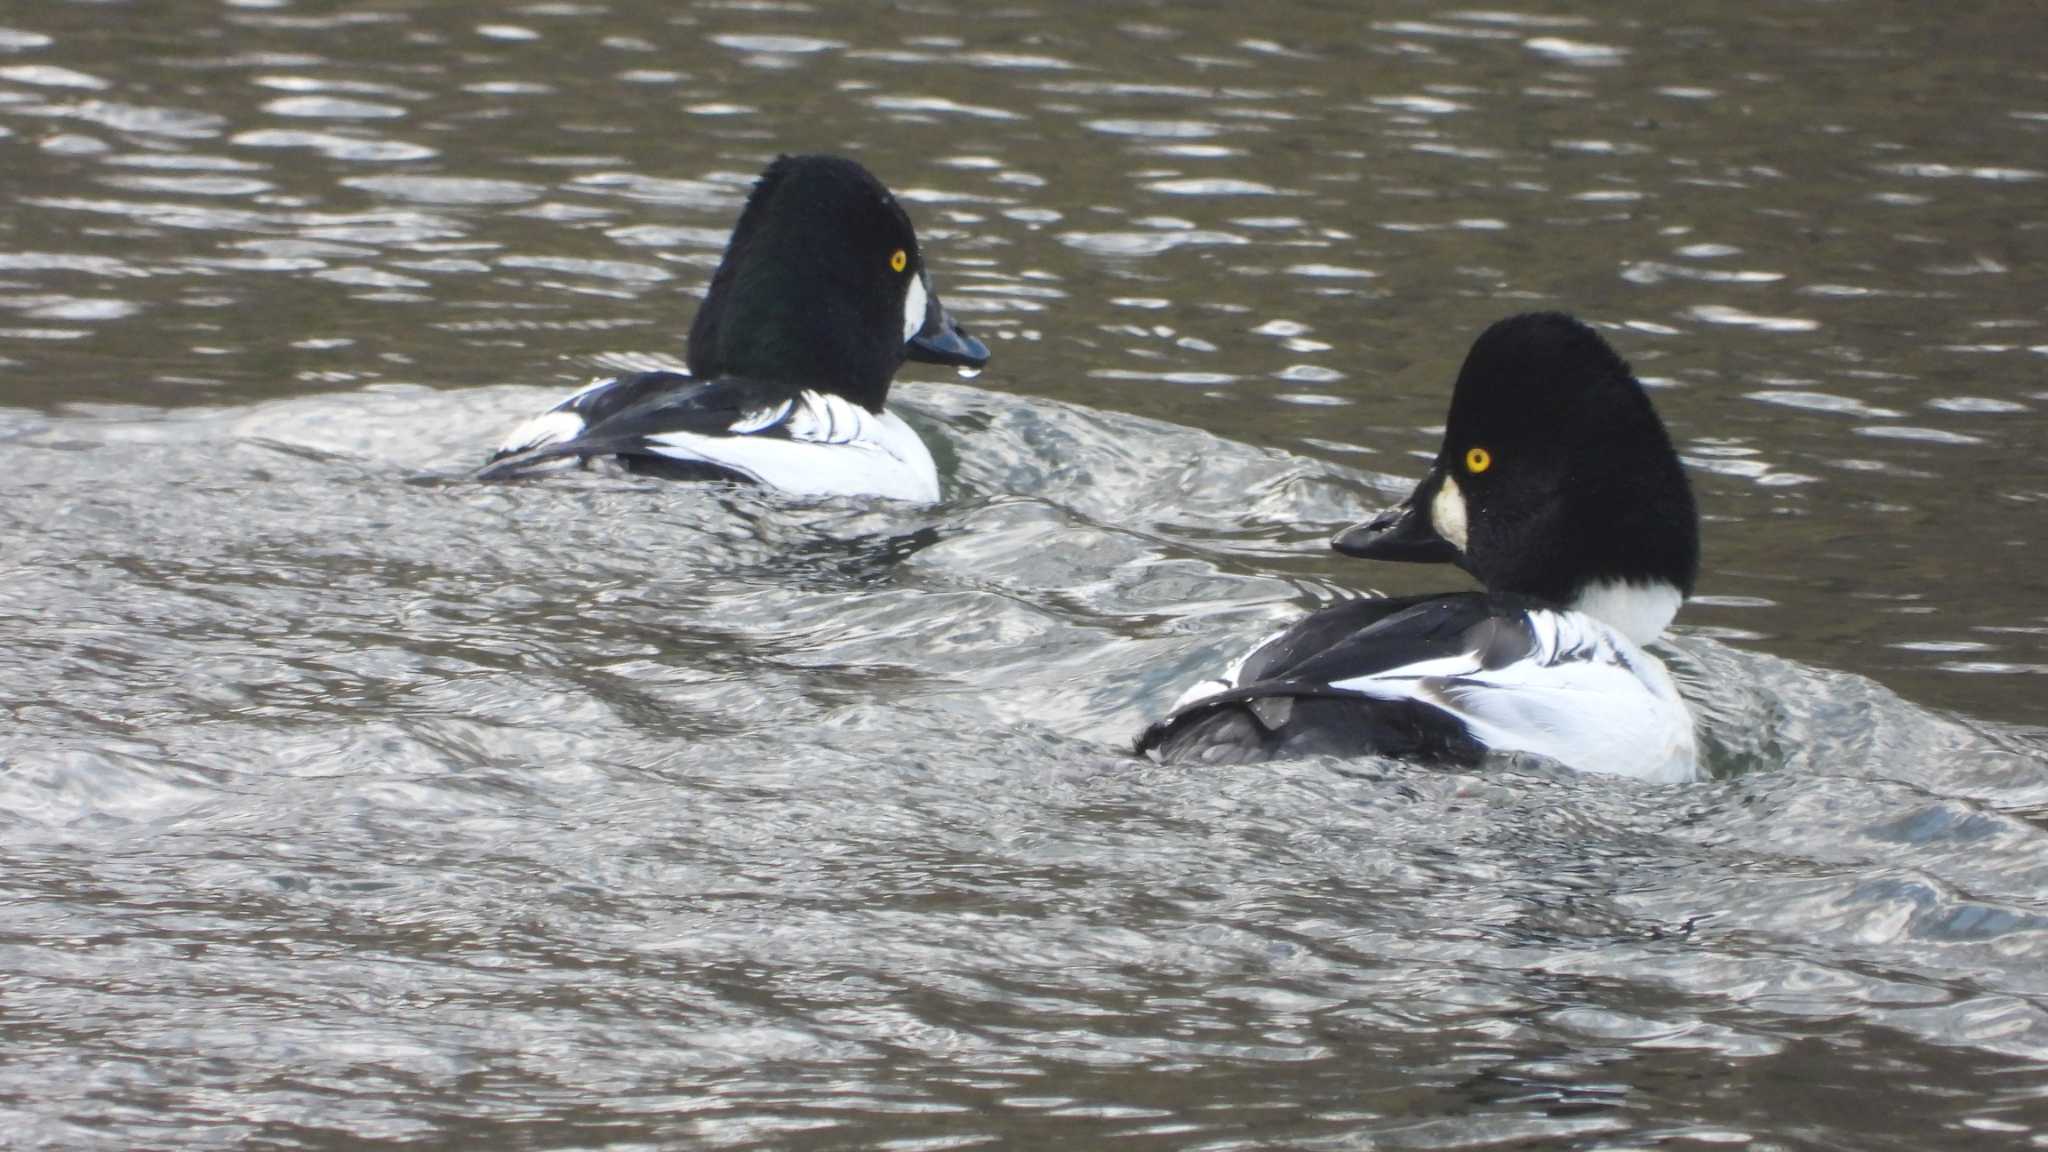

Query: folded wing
[478,373,939,501]
[1140,594,1695,781]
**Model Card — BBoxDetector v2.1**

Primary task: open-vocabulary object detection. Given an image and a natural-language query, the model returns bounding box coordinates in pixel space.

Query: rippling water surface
[3,2,2046,1148]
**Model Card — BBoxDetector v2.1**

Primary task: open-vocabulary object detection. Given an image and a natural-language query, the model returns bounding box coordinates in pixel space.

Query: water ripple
[0,63,105,89]
[0,27,53,51]
[341,175,545,205]
[261,95,407,120]
[497,256,671,283]
[1142,177,1287,196]
[868,95,1021,121]
[1524,37,1627,64]
[1059,230,1247,257]
[1085,118,1222,138]
[232,128,437,161]
[710,33,845,54]
[1685,304,1820,332]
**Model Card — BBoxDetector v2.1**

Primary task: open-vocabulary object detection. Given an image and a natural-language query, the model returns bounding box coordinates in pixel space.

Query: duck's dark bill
[1332,496,1460,565]
[908,305,990,367]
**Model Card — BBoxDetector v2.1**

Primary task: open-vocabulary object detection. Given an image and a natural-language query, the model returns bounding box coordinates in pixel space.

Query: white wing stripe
[493,374,627,455]
[785,390,871,446]
[729,398,794,434]
[496,410,586,456]
[492,377,938,502]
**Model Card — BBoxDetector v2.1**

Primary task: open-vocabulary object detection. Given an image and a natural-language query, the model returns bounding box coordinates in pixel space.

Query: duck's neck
[1568,579,1683,647]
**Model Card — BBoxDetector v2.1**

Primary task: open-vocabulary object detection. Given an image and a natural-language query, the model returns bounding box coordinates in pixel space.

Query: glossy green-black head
[1335,313,1699,632]
[685,153,989,411]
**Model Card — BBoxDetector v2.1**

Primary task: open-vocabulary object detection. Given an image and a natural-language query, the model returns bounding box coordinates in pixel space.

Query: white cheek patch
[1431,473,1470,553]
[901,273,928,346]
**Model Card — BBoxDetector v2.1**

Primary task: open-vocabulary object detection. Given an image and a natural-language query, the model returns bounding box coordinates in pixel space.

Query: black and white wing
[478,373,939,502]
[1140,593,1696,782]
[482,370,741,472]
[1139,594,1497,766]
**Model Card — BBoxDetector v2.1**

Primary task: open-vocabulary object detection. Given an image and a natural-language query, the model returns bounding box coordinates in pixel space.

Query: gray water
[3,2,2046,1148]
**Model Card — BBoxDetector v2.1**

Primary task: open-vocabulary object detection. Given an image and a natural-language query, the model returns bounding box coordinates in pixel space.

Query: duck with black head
[479,153,989,502]
[1138,313,1702,783]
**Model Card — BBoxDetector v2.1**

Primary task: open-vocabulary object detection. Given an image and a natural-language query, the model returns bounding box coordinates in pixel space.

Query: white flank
[1570,579,1684,646]
[1431,474,1470,553]
[1329,608,1696,783]
[901,274,928,345]
[644,390,939,502]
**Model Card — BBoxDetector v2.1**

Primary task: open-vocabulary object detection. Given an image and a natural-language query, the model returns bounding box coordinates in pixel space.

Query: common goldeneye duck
[478,153,990,502]
[1138,312,1702,783]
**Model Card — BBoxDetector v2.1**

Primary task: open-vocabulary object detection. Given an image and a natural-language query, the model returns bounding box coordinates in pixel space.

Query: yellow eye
[1465,446,1492,474]
[889,249,908,273]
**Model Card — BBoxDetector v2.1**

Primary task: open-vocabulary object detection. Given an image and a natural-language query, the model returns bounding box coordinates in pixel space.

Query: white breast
[1330,609,1697,783]
[643,390,940,503]
[1569,579,1684,647]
